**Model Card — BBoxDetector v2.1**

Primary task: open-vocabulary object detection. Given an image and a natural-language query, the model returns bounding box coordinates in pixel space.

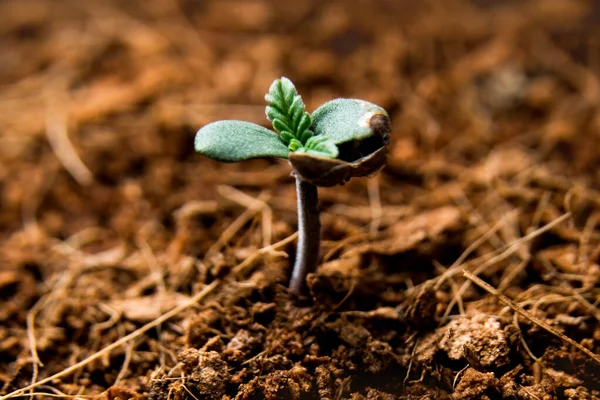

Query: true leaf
[289,138,303,151]
[303,135,339,158]
[299,129,314,145]
[265,77,313,145]
[280,131,295,143]
[311,99,389,145]
[273,119,292,135]
[266,107,287,123]
[297,114,312,137]
[195,120,289,162]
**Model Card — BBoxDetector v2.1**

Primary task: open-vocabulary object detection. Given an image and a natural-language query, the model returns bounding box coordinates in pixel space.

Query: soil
[1,0,600,399]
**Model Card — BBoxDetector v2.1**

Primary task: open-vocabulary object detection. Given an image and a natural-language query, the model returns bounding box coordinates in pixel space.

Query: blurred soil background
[1,0,600,398]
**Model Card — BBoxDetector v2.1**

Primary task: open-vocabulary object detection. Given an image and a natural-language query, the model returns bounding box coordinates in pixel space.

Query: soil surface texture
[1,0,600,399]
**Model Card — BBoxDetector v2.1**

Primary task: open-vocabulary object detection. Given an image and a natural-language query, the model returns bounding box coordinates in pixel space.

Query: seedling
[195,77,390,294]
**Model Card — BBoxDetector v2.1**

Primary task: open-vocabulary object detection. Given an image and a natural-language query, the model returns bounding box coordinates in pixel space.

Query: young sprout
[195,77,390,295]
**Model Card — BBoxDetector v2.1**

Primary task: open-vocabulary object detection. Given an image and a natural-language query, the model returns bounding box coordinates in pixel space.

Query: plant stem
[289,177,320,295]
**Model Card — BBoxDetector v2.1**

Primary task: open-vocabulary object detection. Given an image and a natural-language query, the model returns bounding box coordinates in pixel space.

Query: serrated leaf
[280,131,295,143]
[265,77,313,146]
[264,94,275,105]
[299,129,314,144]
[195,120,289,162]
[290,97,304,117]
[281,78,296,105]
[266,106,287,123]
[304,135,339,158]
[272,119,293,136]
[292,110,304,127]
[307,136,328,144]
[311,99,389,145]
[289,138,303,151]
[297,114,312,136]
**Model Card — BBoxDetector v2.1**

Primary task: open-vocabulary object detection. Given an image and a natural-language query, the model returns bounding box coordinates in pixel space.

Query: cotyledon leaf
[195,120,289,162]
[311,98,389,145]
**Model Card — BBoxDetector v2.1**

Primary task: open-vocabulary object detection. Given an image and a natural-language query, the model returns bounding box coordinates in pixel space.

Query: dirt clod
[452,368,499,400]
[178,349,231,398]
[439,313,512,370]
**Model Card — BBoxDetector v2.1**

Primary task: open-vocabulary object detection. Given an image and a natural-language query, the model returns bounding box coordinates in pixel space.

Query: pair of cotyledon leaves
[195,77,389,163]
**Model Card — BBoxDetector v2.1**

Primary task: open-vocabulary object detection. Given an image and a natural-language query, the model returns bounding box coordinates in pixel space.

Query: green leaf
[266,107,287,123]
[280,131,295,143]
[265,77,313,145]
[297,114,312,137]
[299,129,314,145]
[195,120,289,162]
[289,138,303,151]
[272,119,292,135]
[303,136,339,158]
[311,99,389,145]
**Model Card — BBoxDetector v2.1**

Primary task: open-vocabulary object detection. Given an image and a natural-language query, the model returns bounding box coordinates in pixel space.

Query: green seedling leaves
[194,78,390,167]
[193,78,392,298]
[290,99,391,186]
[265,77,338,158]
[265,77,313,148]
[294,135,339,158]
[195,120,289,162]
[311,99,389,145]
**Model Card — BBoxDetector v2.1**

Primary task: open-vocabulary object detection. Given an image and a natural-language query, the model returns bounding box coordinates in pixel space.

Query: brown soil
[1,0,600,399]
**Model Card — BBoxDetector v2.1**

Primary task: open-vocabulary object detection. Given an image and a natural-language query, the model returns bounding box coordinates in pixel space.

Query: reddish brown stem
[289,177,320,295]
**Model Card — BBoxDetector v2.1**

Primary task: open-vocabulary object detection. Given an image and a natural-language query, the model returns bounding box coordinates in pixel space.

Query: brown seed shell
[289,146,388,187]
[289,112,390,186]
